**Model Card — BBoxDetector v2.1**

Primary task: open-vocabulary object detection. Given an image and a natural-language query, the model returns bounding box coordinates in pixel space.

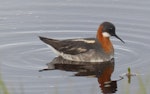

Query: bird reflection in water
[39,57,118,94]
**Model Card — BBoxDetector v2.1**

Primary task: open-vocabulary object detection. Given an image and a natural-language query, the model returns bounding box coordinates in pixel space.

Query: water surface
[0,0,150,94]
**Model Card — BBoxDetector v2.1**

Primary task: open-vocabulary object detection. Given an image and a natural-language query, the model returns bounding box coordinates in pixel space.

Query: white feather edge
[72,39,95,43]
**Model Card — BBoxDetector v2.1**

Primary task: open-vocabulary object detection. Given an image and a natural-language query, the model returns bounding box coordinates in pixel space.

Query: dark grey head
[101,22,125,43]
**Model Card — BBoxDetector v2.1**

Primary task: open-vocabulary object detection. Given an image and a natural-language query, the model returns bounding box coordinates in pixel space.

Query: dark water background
[0,0,150,94]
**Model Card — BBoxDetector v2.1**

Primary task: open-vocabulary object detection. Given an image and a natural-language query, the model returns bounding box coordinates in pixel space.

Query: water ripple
[1,0,150,94]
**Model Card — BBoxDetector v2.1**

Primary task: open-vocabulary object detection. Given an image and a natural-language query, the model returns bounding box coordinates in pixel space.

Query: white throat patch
[102,32,111,37]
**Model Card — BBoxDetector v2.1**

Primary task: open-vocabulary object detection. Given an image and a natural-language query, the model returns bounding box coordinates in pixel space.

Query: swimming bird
[39,22,124,62]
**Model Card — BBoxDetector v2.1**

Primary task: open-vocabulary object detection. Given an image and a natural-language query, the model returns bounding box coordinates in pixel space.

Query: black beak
[114,35,125,43]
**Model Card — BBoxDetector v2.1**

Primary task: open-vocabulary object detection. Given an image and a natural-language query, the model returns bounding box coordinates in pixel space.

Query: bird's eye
[109,28,113,30]
[108,28,113,31]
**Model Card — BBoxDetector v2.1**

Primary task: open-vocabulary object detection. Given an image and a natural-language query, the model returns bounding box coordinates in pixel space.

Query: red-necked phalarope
[39,22,125,62]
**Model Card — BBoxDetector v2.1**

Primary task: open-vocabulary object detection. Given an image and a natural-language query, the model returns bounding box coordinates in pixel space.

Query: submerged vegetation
[122,67,150,94]
[123,75,150,94]
[0,73,9,94]
[136,75,149,94]
[0,67,149,94]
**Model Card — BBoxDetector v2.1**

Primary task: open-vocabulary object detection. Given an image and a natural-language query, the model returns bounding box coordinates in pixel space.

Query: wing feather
[39,36,96,55]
